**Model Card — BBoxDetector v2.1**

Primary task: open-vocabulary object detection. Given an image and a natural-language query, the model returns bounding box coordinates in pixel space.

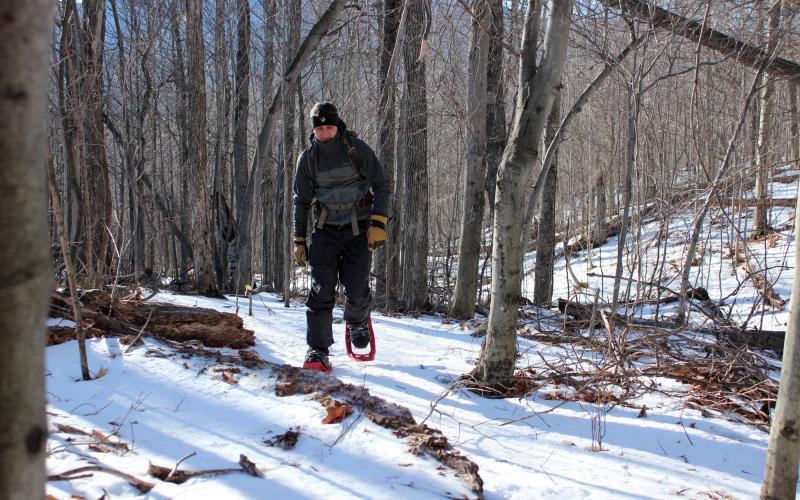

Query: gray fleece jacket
[293,122,389,237]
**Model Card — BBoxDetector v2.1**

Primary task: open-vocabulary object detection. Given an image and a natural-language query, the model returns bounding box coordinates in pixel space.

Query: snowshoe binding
[303,347,333,373]
[345,317,376,362]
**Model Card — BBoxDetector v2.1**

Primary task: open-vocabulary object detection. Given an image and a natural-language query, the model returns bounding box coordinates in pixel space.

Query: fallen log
[711,197,797,209]
[740,247,786,310]
[176,345,484,495]
[49,290,255,349]
[557,298,785,354]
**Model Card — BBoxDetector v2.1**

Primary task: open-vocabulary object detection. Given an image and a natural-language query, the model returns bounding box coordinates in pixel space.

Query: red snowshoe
[345,317,376,362]
[302,348,333,373]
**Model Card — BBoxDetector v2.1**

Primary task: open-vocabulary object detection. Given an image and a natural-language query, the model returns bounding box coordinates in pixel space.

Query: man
[293,102,389,372]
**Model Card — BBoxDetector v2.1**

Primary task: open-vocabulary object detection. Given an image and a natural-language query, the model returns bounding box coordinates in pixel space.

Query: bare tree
[451,0,490,319]
[762,139,800,499]
[0,0,54,496]
[754,0,782,236]
[484,0,507,220]
[470,0,572,387]
[81,0,113,286]
[400,0,432,311]
[186,0,219,296]
[233,0,253,292]
[374,0,403,307]
[533,89,561,307]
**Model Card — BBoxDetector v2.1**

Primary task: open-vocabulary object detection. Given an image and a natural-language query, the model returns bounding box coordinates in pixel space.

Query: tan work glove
[367,215,388,251]
[293,236,308,266]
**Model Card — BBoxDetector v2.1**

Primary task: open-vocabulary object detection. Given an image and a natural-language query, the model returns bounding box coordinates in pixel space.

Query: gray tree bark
[212,0,232,290]
[484,0,507,220]
[451,0,490,319]
[470,0,572,387]
[282,0,300,306]
[81,0,113,285]
[613,82,639,308]
[533,90,561,307]
[754,1,781,236]
[186,0,219,296]
[260,0,276,288]
[0,0,54,496]
[57,0,83,248]
[233,0,252,292]
[593,167,608,244]
[374,0,402,307]
[761,85,800,500]
[400,0,431,311]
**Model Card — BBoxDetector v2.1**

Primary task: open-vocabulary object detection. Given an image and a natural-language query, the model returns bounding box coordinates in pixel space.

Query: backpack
[307,130,372,235]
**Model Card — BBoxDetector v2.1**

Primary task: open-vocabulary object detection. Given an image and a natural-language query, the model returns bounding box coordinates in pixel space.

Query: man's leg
[306,227,341,352]
[340,229,371,326]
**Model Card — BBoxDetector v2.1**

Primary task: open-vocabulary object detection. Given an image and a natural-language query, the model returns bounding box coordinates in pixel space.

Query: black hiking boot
[349,321,371,349]
[303,347,332,373]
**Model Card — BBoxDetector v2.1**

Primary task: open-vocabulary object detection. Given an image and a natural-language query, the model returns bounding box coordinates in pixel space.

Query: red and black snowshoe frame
[345,317,376,362]
[302,358,333,374]
[303,318,376,373]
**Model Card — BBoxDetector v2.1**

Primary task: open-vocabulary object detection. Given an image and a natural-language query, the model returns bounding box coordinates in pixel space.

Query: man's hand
[293,236,308,266]
[367,215,387,251]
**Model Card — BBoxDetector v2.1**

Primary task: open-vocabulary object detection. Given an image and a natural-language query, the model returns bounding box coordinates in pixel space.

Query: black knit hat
[310,102,339,128]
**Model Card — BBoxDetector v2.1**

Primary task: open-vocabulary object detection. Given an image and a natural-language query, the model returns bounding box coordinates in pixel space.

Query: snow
[47,291,778,499]
[46,172,798,498]
[522,171,799,332]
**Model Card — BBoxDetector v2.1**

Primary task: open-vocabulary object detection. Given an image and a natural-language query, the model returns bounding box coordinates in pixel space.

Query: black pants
[306,223,371,351]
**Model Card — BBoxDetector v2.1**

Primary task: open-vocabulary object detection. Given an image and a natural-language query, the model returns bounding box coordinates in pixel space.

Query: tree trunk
[593,166,608,244]
[761,80,800,500]
[754,0,781,236]
[282,0,300,306]
[450,0,490,319]
[374,0,402,307]
[186,0,219,295]
[484,0,507,220]
[57,0,85,257]
[81,0,113,285]
[613,82,639,308]
[470,0,571,388]
[533,90,561,307]
[400,0,431,311]
[261,0,276,288]
[169,3,192,283]
[233,0,252,292]
[0,1,53,496]
[212,0,232,291]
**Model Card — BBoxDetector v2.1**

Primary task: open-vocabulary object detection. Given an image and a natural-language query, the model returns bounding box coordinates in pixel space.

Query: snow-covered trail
[47,291,773,499]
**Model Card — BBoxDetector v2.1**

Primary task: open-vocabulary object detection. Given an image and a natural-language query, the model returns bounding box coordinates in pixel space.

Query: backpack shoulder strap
[341,131,366,181]
[306,148,319,189]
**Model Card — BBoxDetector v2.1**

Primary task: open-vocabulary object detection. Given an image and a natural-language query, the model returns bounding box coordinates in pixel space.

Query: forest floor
[46,172,797,499]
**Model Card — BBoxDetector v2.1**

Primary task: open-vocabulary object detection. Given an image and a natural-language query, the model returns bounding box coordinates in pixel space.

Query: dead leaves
[55,423,89,436]
[322,404,352,424]
[52,423,130,453]
[264,427,300,450]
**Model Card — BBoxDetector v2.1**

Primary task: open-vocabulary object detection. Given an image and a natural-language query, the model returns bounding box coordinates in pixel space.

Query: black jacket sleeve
[356,139,390,218]
[293,150,314,237]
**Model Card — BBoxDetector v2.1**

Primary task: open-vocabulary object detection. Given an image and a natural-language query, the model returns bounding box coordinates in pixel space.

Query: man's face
[313,125,338,142]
